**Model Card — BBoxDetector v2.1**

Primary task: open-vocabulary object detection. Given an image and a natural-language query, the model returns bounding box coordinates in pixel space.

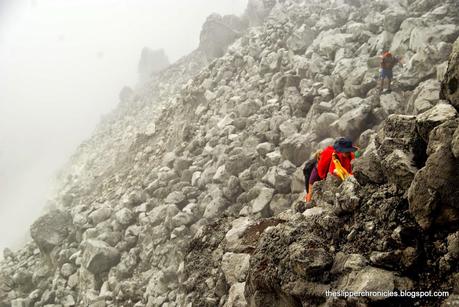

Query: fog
[0,0,247,252]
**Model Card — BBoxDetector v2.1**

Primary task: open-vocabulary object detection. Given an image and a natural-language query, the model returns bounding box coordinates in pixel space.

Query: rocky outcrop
[2,0,459,306]
[137,48,170,82]
[441,38,459,110]
[199,14,247,60]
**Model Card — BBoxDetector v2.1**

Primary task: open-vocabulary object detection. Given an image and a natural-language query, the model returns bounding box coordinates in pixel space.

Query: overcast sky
[0,0,247,252]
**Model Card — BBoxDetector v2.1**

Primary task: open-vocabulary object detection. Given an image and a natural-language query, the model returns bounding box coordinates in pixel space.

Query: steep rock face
[441,38,459,110]
[1,0,459,307]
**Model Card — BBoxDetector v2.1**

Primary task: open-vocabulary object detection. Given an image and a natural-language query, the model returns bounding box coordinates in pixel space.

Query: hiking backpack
[302,159,317,192]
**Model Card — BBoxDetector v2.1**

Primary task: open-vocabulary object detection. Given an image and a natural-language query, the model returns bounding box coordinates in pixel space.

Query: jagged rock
[408,119,459,230]
[381,149,418,191]
[165,191,187,208]
[331,253,367,274]
[286,25,315,54]
[225,216,253,253]
[256,142,274,156]
[406,79,441,115]
[269,194,291,216]
[60,263,76,278]
[330,105,373,141]
[353,137,386,185]
[224,282,247,307]
[262,165,292,194]
[334,177,362,213]
[221,253,250,284]
[4,1,459,306]
[89,206,112,225]
[30,210,72,256]
[313,112,339,139]
[441,38,459,110]
[199,13,246,60]
[338,267,395,301]
[383,10,406,33]
[279,134,313,167]
[81,240,121,274]
[225,150,255,176]
[115,208,135,226]
[415,102,458,142]
[289,242,333,277]
[251,186,274,217]
[236,99,260,118]
[203,197,230,219]
[380,92,405,117]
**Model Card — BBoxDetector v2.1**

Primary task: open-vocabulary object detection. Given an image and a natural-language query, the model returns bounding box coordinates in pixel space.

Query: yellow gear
[332,152,350,181]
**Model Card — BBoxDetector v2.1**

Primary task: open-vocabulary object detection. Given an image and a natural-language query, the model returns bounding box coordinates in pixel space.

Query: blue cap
[333,137,357,153]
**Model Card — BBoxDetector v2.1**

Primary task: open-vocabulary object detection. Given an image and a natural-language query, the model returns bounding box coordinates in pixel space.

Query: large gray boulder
[279,133,314,167]
[286,25,316,54]
[81,239,121,274]
[415,102,457,142]
[408,119,459,230]
[406,79,441,115]
[338,267,395,301]
[30,210,73,255]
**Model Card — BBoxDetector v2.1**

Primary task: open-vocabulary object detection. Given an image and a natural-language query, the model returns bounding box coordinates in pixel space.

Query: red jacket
[317,146,354,179]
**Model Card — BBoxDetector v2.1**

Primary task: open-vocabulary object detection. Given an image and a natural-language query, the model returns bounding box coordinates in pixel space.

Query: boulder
[269,194,291,216]
[381,149,418,191]
[256,142,274,156]
[289,243,334,277]
[225,152,254,176]
[237,100,260,118]
[280,133,314,167]
[224,282,247,307]
[330,105,373,141]
[30,210,72,255]
[88,206,112,225]
[338,267,395,301]
[406,79,441,115]
[408,119,459,230]
[353,139,386,186]
[416,102,458,142]
[115,208,135,226]
[221,253,250,284]
[81,240,121,274]
[262,166,292,194]
[251,186,275,217]
[286,25,315,54]
[225,217,253,252]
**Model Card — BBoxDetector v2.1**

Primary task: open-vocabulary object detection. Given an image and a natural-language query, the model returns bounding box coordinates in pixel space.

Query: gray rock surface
[2,0,459,306]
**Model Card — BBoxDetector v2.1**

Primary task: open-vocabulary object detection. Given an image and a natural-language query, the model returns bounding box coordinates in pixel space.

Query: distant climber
[317,137,358,181]
[303,150,321,202]
[379,50,401,93]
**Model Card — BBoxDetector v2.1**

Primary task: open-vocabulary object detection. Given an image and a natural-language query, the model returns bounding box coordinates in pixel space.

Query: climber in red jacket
[317,137,357,180]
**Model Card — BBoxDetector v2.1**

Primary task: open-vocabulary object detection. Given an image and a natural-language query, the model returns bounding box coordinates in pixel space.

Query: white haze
[0,0,247,252]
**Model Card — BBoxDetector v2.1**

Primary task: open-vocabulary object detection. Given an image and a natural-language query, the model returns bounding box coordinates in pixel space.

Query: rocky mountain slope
[1,0,459,306]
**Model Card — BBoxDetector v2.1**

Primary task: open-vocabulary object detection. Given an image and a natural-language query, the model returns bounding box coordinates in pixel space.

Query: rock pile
[1,0,459,306]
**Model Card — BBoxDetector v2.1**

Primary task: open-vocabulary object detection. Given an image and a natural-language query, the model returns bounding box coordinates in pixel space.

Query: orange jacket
[317,146,354,179]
